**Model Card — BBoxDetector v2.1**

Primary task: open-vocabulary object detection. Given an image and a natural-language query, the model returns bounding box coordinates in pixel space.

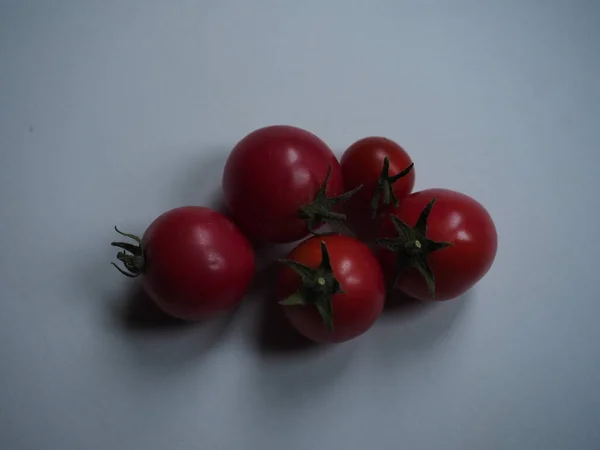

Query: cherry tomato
[377,189,497,301]
[111,207,255,320]
[341,137,415,239]
[277,235,385,343]
[223,125,356,243]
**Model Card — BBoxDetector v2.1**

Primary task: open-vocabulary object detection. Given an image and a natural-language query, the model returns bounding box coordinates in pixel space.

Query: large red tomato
[340,137,415,240]
[377,189,497,301]
[276,235,385,343]
[223,125,357,243]
[111,207,255,320]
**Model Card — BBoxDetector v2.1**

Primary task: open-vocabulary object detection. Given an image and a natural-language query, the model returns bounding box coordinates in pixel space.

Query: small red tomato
[111,207,255,320]
[223,125,359,243]
[378,189,497,301]
[276,235,385,343]
[341,137,415,239]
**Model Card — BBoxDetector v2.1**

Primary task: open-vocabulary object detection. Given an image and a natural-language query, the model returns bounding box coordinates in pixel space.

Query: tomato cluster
[111,125,497,343]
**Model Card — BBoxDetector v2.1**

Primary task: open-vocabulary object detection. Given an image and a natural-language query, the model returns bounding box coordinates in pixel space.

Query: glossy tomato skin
[222,125,343,243]
[379,189,497,301]
[141,207,255,320]
[341,137,415,240]
[277,235,385,343]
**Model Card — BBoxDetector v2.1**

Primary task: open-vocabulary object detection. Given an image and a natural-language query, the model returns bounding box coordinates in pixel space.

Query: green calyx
[110,227,145,278]
[371,157,414,218]
[278,241,343,332]
[298,165,363,236]
[376,198,451,298]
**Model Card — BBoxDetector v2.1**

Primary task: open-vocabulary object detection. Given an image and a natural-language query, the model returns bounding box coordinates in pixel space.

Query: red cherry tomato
[276,235,385,343]
[341,137,415,239]
[223,125,348,243]
[111,207,255,320]
[378,189,497,301]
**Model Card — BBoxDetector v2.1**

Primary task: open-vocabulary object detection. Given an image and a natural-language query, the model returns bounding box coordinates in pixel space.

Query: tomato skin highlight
[140,207,255,320]
[222,125,344,243]
[378,189,497,301]
[341,137,415,239]
[277,235,385,343]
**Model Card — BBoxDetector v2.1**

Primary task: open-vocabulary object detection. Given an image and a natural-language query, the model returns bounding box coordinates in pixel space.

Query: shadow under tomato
[112,283,191,332]
[245,238,298,299]
[247,242,319,355]
[248,260,278,298]
[108,282,240,369]
[373,288,473,362]
[382,289,434,317]
[255,295,317,355]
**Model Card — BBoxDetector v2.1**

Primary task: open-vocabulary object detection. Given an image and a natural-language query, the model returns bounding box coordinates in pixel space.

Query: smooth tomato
[277,235,385,343]
[111,207,255,320]
[341,137,415,239]
[223,125,346,243]
[378,189,497,301]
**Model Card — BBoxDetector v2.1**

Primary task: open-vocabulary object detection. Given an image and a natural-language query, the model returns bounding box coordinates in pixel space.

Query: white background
[1,1,599,449]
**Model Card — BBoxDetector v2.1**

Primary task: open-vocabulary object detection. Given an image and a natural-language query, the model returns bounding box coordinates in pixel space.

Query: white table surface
[1,1,599,449]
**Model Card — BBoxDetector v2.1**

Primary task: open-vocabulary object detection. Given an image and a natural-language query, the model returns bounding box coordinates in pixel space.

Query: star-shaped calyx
[377,198,451,298]
[370,157,414,218]
[298,165,363,236]
[278,241,343,331]
[110,227,145,278]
